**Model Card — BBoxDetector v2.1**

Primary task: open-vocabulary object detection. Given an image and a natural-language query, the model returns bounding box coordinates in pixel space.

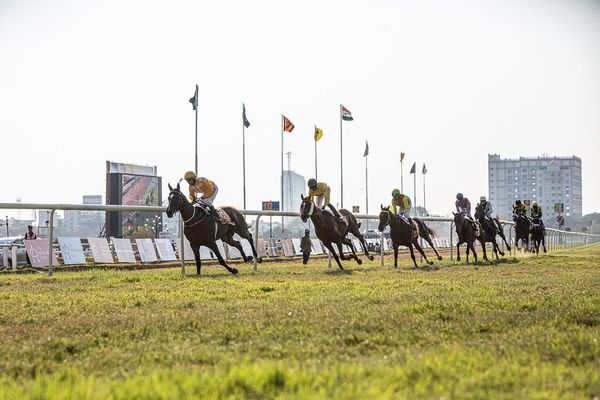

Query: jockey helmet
[307,179,317,189]
[532,201,538,207]
[391,189,401,198]
[184,171,196,182]
[480,196,486,202]
[456,193,464,200]
[304,229,310,235]
[515,200,522,206]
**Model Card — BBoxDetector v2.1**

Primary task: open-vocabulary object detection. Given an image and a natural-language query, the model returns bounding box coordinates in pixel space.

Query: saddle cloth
[324,209,348,226]
[192,203,235,225]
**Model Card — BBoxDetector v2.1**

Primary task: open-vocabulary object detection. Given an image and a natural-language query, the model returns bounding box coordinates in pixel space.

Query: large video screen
[122,175,160,206]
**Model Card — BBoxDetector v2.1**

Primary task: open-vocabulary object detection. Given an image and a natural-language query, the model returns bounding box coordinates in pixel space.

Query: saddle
[192,201,235,225]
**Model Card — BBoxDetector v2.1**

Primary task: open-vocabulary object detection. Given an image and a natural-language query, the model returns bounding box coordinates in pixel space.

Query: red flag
[283,116,295,133]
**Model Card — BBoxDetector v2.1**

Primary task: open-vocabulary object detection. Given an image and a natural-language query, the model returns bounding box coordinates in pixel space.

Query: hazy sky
[1,0,599,218]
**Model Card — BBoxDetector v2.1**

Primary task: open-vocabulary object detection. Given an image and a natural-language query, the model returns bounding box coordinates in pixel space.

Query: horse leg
[324,242,344,270]
[413,240,432,265]
[245,232,263,263]
[456,241,462,262]
[425,235,442,261]
[407,243,418,268]
[223,234,252,263]
[466,241,470,263]
[393,242,399,268]
[491,239,500,260]
[207,242,238,275]
[479,238,488,262]
[335,242,348,261]
[542,234,547,253]
[342,237,362,265]
[470,241,478,263]
[192,244,202,275]
[356,233,374,261]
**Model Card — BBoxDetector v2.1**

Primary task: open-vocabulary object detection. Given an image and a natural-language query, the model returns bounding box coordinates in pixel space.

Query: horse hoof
[368,255,374,261]
[437,256,443,261]
[428,261,434,265]
[231,268,239,275]
[500,252,505,256]
[245,256,254,263]
[506,246,512,251]
[257,257,263,263]
[357,259,363,265]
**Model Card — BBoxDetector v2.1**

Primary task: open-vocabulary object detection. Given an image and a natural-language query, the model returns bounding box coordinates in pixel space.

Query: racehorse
[530,217,547,255]
[474,204,506,260]
[453,212,487,263]
[413,218,443,261]
[378,206,434,268]
[512,214,531,251]
[299,195,362,270]
[474,203,511,251]
[165,183,262,275]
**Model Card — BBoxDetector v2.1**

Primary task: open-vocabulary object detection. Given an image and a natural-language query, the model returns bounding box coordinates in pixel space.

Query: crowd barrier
[0,203,598,276]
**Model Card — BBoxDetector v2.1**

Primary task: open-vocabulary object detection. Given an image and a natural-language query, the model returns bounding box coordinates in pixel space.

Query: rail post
[253,215,261,272]
[180,215,185,276]
[48,209,55,277]
[449,222,454,261]
[508,225,513,255]
[380,231,385,267]
[328,249,332,269]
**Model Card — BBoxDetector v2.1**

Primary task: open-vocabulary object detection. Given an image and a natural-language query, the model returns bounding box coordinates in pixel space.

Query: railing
[0,202,598,277]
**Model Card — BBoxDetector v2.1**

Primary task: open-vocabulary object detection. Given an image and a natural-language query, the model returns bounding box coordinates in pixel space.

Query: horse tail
[357,222,362,228]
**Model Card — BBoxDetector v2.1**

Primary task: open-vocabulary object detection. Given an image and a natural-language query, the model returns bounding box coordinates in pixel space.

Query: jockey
[530,201,545,228]
[456,193,480,236]
[307,179,343,222]
[391,189,418,236]
[512,199,530,221]
[479,196,493,219]
[184,171,219,217]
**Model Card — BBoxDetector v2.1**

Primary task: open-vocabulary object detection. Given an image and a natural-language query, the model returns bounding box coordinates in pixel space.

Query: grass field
[0,245,599,399]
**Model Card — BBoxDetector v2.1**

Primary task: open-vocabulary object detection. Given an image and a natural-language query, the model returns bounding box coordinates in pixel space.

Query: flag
[283,115,295,133]
[189,84,198,111]
[409,162,416,174]
[314,126,323,142]
[422,163,427,174]
[242,103,250,128]
[341,105,353,121]
[363,140,369,157]
[400,152,405,162]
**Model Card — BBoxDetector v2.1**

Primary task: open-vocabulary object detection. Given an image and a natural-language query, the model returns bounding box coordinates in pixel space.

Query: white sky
[1,0,599,217]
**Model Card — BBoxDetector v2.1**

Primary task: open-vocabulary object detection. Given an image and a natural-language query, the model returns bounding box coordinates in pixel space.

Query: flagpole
[339,105,344,208]
[413,165,417,215]
[314,125,318,180]
[365,151,369,232]
[281,115,284,235]
[242,104,247,210]
[400,160,404,193]
[423,169,426,215]
[194,95,198,175]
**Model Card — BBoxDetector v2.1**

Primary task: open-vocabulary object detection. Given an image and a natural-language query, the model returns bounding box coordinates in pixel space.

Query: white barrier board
[135,239,158,263]
[87,237,114,264]
[291,238,304,255]
[267,239,278,257]
[282,239,295,257]
[155,239,177,261]
[257,239,266,258]
[352,238,363,252]
[311,239,324,254]
[113,238,136,263]
[24,239,58,268]
[57,237,86,265]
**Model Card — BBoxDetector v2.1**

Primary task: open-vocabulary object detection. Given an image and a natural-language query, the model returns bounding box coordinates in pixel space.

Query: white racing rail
[0,203,598,276]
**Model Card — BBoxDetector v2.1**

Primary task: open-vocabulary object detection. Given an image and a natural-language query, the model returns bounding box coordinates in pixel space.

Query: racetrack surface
[0,244,598,399]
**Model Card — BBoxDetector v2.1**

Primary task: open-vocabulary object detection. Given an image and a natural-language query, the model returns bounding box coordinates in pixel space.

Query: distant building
[63,195,104,238]
[282,170,306,213]
[488,154,582,219]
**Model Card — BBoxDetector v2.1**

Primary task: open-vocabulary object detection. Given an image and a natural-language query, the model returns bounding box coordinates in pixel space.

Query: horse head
[299,194,316,223]
[166,182,185,218]
[378,205,391,232]
[474,203,483,220]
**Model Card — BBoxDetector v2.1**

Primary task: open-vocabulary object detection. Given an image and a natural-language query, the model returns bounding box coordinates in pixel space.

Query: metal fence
[1,202,598,276]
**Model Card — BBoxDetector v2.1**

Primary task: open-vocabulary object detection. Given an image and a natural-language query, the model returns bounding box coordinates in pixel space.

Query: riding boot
[410,218,418,239]
[208,205,219,220]
[327,204,345,223]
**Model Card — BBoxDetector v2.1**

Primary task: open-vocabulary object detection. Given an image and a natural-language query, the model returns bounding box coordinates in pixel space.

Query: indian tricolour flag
[341,105,353,121]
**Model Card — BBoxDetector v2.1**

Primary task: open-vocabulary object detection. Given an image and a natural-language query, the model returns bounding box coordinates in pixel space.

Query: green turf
[0,245,599,399]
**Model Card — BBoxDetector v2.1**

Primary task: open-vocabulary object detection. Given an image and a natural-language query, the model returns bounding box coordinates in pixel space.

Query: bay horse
[413,218,443,261]
[453,212,487,263]
[165,183,262,275]
[512,214,531,251]
[378,206,434,268]
[474,204,506,260]
[299,195,363,270]
[531,217,547,255]
[474,203,511,251]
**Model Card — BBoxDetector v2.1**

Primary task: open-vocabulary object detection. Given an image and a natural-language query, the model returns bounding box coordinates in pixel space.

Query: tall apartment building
[282,170,306,213]
[488,154,582,219]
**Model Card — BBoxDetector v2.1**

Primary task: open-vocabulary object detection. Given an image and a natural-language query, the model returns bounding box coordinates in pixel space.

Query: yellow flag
[314,126,324,142]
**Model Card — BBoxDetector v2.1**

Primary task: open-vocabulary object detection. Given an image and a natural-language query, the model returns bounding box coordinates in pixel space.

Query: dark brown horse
[513,214,531,251]
[531,217,547,255]
[299,195,362,270]
[474,203,511,251]
[474,204,505,260]
[413,218,443,261]
[453,212,487,263]
[165,183,262,275]
[378,206,434,268]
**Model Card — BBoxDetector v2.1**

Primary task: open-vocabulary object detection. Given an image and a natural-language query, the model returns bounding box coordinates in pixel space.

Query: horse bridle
[170,190,207,227]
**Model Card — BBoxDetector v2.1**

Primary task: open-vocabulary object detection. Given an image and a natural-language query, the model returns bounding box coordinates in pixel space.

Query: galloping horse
[165,183,262,275]
[453,212,487,263]
[530,217,547,255]
[299,195,363,270]
[474,203,511,251]
[378,206,434,268]
[512,214,531,251]
[413,218,443,261]
[474,204,506,260]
